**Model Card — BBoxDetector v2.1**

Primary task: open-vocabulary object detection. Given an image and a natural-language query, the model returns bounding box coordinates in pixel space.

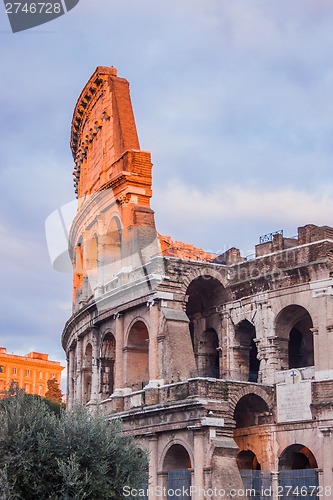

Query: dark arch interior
[276,305,314,370]
[235,319,260,382]
[186,276,225,317]
[126,321,149,391]
[234,394,270,429]
[279,444,318,470]
[237,450,261,470]
[163,444,192,471]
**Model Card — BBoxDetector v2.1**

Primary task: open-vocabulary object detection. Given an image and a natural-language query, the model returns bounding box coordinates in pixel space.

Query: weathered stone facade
[62,67,333,499]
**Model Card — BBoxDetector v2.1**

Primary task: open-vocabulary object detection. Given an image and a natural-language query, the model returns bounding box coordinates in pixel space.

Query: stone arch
[82,342,92,404]
[159,439,194,472]
[185,275,225,378]
[86,232,98,271]
[234,319,260,382]
[234,394,270,429]
[160,441,193,499]
[275,305,314,370]
[229,386,274,418]
[100,330,116,398]
[125,319,149,391]
[73,237,84,297]
[104,215,122,281]
[279,444,318,470]
[237,450,261,470]
[180,268,227,300]
[278,444,319,493]
[196,328,220,378]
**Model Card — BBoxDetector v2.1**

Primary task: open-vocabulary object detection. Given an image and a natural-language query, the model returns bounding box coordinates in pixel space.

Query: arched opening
[237,450,265,497]
[237,450,261,470]
[126,321,149,391]
[86,235,98,293]
[104,217,122,283]
[82,343,92,404]
[234,320,260,382]
[279,444,318,494]
[275,305,314,370]
[100,332,116,398]
[163,444,192,500]
[73,240,84,302]
[196,328,220,378]
[186,276,225,378]
[279,444,318,471]
[234,394,270,429]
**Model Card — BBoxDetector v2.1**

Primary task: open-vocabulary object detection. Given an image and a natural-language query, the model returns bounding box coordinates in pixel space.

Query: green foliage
[0,392,148,499]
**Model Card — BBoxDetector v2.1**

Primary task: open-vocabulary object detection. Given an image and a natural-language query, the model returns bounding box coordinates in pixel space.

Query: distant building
[0,347,64,396]
[63,67,333,498]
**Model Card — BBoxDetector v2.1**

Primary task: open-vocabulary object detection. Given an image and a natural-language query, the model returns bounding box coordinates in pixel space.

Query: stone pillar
[254,301,280,384]
[148,304,159,384]
[320,427,333,488]
[114,314,124,391]
[67,348,75,409]
[220,311,234,379]
[148,434,159,500]
[75,338,83,403]
[90,327,100,403]
[271,471,279,500]
[193,430,205,500]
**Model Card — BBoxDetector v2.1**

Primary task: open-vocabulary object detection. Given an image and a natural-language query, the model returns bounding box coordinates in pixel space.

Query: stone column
[220,311,234,379]
[148,434,159,500]
[271,471,279,500]
[90,327,100,403]
[320,427,333,489]
[114,314,124,391]
[75,338,83,403]
[193,430,205,500]
[254,301,280,385]
[148,304,159,384]
[67,348,75,409]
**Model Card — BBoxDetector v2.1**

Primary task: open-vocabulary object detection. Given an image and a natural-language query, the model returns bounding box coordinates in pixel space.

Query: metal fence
[278,470,318,499]
[167,469,191,499]
[240,470,273,499]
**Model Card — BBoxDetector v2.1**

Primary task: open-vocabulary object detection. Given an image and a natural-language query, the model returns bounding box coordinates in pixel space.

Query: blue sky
[1,0,333,389]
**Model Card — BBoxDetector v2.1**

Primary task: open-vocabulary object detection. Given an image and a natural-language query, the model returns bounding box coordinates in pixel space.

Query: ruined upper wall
[71,66,141,198]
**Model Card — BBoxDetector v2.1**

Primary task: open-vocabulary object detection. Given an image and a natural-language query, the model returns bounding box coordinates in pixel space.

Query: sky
[1,0,333,390]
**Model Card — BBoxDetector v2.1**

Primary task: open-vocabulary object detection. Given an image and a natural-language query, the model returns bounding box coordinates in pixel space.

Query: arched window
[125,321,149,391]
[163,444,192,499]
[82,343,92,404]
[234,394,269,429]
[104,217,122,283]
[275,305,314,370]
[100,333,116,398]
[234,320,260,382]
[279,444,318,494]
[186,276,224,378]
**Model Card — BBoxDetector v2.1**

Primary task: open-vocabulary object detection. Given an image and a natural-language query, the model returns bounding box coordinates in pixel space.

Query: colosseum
[62,66,333,499]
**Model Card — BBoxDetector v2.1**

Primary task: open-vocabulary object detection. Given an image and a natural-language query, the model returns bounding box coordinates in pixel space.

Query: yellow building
[0,347,64,396]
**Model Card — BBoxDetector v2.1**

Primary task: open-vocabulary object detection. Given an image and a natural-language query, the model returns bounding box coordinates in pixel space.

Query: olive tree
[0,390,147,499]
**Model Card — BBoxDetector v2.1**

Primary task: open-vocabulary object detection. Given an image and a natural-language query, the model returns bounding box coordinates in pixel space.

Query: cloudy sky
[1,0,333,390]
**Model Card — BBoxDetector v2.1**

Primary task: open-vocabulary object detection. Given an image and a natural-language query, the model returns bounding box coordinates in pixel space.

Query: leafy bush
[0,391,148,499]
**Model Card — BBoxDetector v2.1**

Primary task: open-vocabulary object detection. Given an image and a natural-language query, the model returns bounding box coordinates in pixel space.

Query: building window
[39,371,43,379]
[38,385,42,395]
[0,365,3,373]
[13,367,17,375]
[24,384,30,393]
[25,369,30,377]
